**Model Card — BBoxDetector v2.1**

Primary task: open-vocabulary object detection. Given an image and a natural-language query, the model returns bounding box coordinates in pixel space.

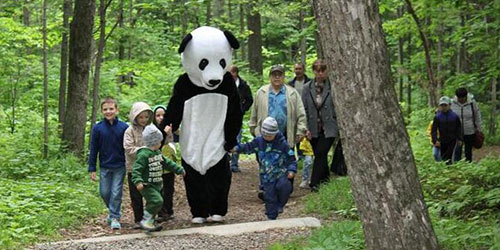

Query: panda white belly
[179,93,228,175]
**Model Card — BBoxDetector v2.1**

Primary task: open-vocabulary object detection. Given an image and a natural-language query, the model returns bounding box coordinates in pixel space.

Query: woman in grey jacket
[451,88,482,162]
[302,60,339,191]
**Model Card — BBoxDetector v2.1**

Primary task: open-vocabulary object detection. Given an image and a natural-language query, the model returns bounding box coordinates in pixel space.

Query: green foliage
[0,110,104,248]
[305,177,357,220]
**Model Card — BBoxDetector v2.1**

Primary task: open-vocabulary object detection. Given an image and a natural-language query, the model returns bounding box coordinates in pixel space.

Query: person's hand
[164,124,173,135]
[230,147,236,153]
[435,141,441,148]
[90,172,97,182]
[287,172,295,179]
[181,170,186,177]
[457,140,463,146]
[136,183,144,191]
[306,130,312,140]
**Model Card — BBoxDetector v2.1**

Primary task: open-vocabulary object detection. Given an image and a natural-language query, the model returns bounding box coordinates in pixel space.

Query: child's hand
[230,147,236,153]
[435,141,441,148]
[136,183,144,191]
[306,130,312,140]
[90,172,97,182]
[164,124,173,135]
[287,172,295,179]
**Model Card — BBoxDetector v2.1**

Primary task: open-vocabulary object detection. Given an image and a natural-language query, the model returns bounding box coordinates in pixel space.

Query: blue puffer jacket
[431,110,463,144]
[235,132,297,184]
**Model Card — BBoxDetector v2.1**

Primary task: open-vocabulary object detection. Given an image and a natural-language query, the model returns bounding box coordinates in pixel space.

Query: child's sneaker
[299,180,310,189]
[140,218,156,230]
[110,218,121,230]
[106,216,112,226]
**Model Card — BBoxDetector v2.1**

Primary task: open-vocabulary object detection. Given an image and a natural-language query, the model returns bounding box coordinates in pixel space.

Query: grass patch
[305,177,357,219]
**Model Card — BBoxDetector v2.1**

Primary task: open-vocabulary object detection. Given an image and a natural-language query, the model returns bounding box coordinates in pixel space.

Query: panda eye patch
[199,59,209,70]
[219,59,226,69]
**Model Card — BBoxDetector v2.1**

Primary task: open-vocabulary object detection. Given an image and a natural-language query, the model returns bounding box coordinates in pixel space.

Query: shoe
[132,222,142,229]
[231,168,241,173]
[140,218,156,230]
[278,207,283,214]
[208,214,224,223]
[191,217,206,224]
[110,218,121,230]
[157,213,175,222]
[299,180,309,189]
[106,216,112,226]
[258,191,264,201]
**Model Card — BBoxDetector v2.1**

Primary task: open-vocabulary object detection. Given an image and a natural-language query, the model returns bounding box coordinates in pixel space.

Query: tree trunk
[228,0,232,20]
[490,77,498,136]
[118,0,125,60]
[239,3,245,61]
[312,1,440,249]
[89,0,107,147]
[436,4,444,99]
[397,6,404,102]
[215,0,224,19]
[247,0,262,75]
[299,6,306,65]
[42,0,49,158]
[206,0,212,26]
[127,0,134,59]
[62,0,96,156]
[59,0,72,126]
[405,0,438,107]
[23,1,30,26]
[10,69,20,134]
[181,0,188,36]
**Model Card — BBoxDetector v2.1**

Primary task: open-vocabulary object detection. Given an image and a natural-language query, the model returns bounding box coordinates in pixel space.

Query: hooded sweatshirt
[451,94,482,136]
[124,102,153,172]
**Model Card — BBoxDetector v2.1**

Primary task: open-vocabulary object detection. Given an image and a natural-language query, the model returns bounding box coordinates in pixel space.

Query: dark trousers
[127,172,143,223]
[440,141,457,164]
[331,140,347,176]
[310,135,335,190]
[183,155,232,218]
[159,172,175,217]
[455,134,474,162]
[263,175,292,220]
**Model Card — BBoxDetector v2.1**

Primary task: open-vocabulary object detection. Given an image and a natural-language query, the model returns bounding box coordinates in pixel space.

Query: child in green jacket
[132,125,185,231]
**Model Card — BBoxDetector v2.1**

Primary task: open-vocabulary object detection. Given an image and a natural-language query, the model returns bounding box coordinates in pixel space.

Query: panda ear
[223,31,240,49]
[178,34,193,54]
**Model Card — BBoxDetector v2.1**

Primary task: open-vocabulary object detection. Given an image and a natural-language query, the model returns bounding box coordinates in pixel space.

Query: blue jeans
[302,155,313,181]
[230,130,243,171]
[432,146,442,162]
[262,175,292,220]
[99,167,126,219]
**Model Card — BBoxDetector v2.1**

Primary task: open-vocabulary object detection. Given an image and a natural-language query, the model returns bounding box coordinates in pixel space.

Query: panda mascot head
[178,26,240,90]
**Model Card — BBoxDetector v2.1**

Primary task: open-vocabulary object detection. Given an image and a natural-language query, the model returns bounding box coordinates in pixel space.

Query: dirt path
[58,159,312,240]
[473,145,500,161]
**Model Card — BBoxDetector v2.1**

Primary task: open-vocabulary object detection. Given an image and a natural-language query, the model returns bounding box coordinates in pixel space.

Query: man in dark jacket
[431,96,463,164]
[288,63,311,97]
[229,65,254,172]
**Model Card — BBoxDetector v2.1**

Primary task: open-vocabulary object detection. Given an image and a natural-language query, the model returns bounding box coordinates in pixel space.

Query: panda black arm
[161,75,186,134]
[223,72,243,151]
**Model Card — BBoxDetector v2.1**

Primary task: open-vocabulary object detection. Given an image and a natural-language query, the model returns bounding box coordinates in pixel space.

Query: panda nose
[209,80,221,86]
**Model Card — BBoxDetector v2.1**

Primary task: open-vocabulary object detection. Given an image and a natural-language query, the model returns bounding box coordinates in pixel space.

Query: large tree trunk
[59,0,72,126]
[62,0,96,156]
[89,0,107,146]
[42,0,49,158]
[23,0,30,26]
[247,0,262,75]
[312,1,440,249]
[405,0,438,107]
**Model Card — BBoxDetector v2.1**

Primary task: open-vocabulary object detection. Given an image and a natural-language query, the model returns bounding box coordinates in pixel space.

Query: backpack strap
[471,102,477,130]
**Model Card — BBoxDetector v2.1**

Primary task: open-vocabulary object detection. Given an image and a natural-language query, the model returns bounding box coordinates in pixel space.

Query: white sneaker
[191,217,206,224]
[299,180,309,189]
[208,214,224,223]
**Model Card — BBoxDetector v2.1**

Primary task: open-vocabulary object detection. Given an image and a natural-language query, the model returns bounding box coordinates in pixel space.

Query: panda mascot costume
[160,26,243,224]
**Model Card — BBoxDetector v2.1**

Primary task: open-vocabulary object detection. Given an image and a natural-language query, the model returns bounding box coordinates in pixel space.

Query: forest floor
[32,145,499,249]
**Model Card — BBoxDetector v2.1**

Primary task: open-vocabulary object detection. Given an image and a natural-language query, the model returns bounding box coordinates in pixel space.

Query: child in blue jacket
[232,117,296,220]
